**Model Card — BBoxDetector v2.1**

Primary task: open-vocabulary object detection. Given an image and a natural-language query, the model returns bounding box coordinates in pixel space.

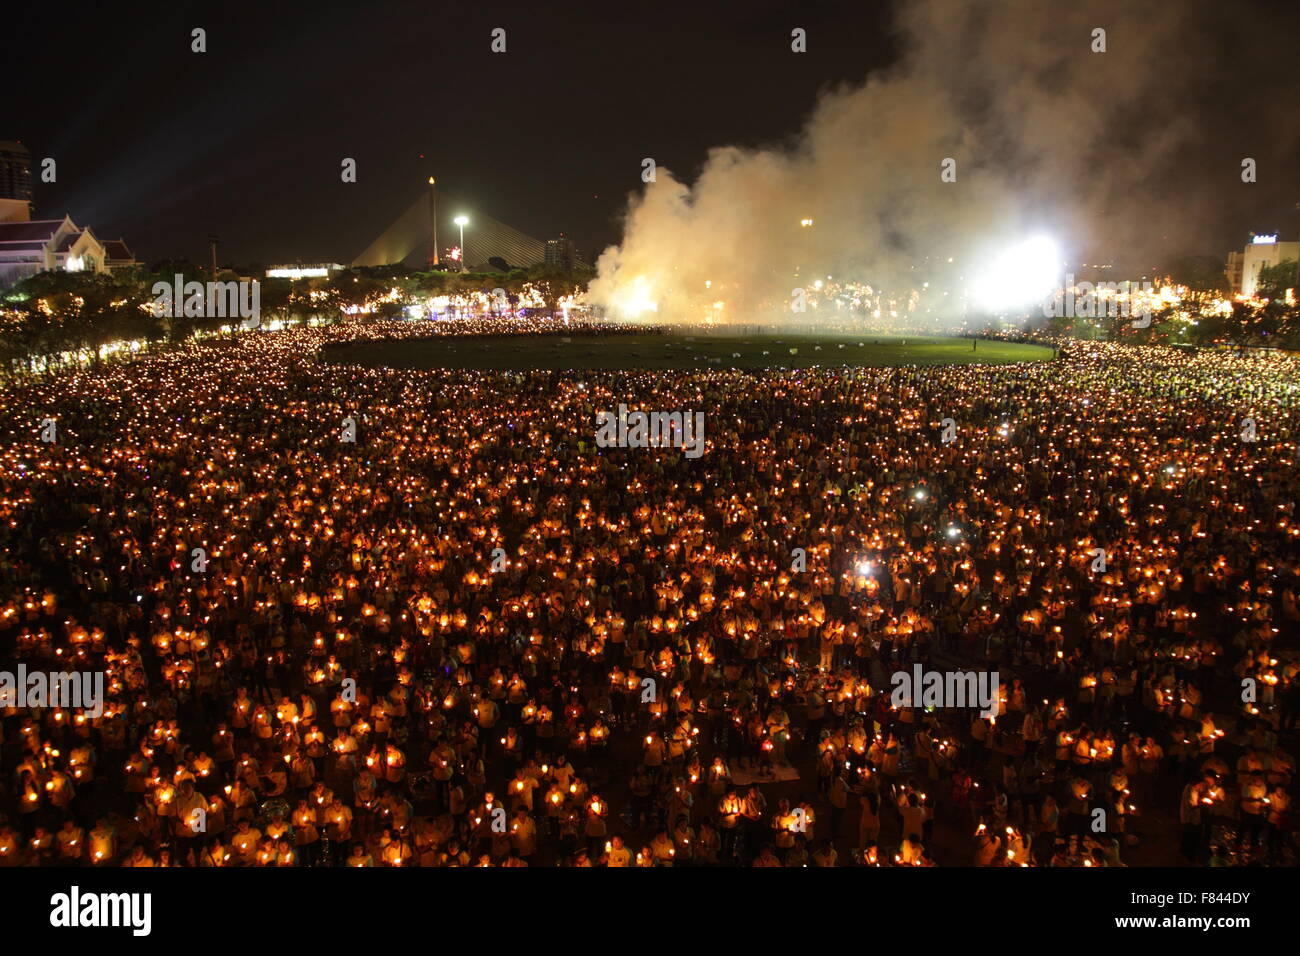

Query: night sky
[9,0,1298,269]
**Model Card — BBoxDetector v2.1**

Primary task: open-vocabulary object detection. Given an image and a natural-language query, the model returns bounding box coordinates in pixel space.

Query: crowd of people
[0,317,1297,867]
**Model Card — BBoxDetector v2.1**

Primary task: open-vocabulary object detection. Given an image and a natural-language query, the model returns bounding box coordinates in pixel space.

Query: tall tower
[428,176,439,267]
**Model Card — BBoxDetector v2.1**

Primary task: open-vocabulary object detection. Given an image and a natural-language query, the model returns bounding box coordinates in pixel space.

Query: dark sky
[10,0,895,266]
[9,0,1299,270]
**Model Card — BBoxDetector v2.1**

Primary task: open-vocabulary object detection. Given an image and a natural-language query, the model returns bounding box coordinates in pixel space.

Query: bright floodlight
[969,234,1061,312]
[856,560,873,576]
[913,489,926,501]
[610,274,658,318]
[454,215,469,226]
[947,526,961,538]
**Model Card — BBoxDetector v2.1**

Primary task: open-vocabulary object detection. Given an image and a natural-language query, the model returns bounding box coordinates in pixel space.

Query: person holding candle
[1007,824,1032,866]
[752,844,782,867]
[379,828,414,866]
[325,796,353,844]
[662,773,693,827]
[1179,777,1208,862]
[510,806,538,859]
[55,821,85,863]
[899,832,925,866]
[604,835,632,867]
[716,790,742,862]
[87,818,116,866]
[346,843,374,867]
[121,844,154,868]
[642,732,666,780]
[666,813,695,864]
[273,839,296,867]
[1265,783,1291,859]
[583,795,607,859]
[1239,770,1268,851]
[649,827,676,866]
[199,836,231,867]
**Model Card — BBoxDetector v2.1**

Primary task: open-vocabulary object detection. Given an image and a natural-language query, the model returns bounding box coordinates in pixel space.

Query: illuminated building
[0,139,136,287]
[1230,233,1300,296]
[265,263,346,280]
[0,215,126,288]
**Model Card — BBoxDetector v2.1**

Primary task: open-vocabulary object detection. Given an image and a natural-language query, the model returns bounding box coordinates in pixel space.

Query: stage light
[969,235,1060,311]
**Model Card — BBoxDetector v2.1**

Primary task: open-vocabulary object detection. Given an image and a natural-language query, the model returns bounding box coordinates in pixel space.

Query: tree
[1163,255,1229,315]
[1254,259,1297,300]
[1217,299,1286,349]
[3,272,150,364]
[258,277,296,328]
[526,265,582,319]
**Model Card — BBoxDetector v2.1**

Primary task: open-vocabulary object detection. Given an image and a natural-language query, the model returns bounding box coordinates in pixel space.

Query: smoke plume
[589,0,1281,327]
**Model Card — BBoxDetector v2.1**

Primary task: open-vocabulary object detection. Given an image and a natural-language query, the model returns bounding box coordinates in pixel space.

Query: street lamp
[454,215,469,273]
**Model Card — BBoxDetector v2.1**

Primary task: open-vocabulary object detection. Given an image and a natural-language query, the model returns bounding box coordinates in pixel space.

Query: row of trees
[1044,255,1300,349]
[1,262,592,371]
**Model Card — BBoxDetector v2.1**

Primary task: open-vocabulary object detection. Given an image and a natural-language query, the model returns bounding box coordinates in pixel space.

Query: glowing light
[609,275,659,318]
[266,267,330,279]
[969,235,1061,311]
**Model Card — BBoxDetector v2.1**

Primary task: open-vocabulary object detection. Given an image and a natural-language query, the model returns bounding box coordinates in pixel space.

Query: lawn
[322,330,1055,371]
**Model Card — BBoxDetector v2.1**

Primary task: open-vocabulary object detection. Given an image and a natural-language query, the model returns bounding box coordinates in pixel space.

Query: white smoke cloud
[589,0,1221,327]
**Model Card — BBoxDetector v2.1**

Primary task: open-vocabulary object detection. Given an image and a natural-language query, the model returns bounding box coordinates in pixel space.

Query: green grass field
[323,331,1054,371]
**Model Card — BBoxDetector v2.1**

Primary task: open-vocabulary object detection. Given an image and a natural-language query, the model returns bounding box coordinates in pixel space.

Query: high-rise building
[545,236,575,270]
[1225,251,1243,293]
[0,141,34,215]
